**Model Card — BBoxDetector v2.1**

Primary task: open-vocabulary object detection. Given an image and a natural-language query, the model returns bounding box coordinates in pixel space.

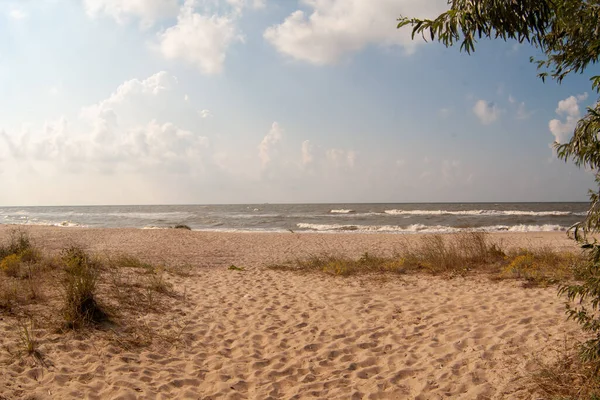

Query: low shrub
[1,254,22,277]
[61,246,106,328]
[0,229,34,259]
[503,248,579,286]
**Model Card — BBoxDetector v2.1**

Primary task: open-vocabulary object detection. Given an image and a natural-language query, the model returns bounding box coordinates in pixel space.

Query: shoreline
[0,225,580,267]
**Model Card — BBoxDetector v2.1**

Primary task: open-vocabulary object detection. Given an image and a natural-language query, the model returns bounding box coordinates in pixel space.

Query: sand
[0,227,584,399]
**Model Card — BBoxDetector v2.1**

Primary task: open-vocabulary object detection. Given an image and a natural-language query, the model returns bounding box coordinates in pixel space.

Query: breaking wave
[296,223,567,234]
[383,209,583,217]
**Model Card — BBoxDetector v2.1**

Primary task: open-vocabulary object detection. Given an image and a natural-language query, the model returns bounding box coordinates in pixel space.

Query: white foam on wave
[384,209,581,217]
[1,220,86,228]
[329,209,356,214]
[107,211,196,219]
[296,223,567,234]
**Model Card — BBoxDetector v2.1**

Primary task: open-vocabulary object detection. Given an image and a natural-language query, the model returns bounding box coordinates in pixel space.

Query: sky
[0,0,597,206]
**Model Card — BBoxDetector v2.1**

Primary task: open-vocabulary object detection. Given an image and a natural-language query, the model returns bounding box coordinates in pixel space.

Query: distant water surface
[0,203,589,234]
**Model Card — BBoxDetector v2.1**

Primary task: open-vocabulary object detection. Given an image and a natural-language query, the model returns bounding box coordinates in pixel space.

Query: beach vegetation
[270,232,581,283]
[111,254,154,270]
[0,230,192,358]
[502,247,579,286]
[532,342,600,399]
[145,265,173,294]
[17,318,40,359]
[0,229,36,260]
[61,246,106,328]
[398,0,600,380]
[1,254,23,278]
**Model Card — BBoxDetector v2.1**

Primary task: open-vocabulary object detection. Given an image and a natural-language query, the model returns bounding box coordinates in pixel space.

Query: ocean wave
[296,223,567,234]
[329,209,356,214]
[106,211,196,219]
[1,220,86,228]
[383,209,583,217]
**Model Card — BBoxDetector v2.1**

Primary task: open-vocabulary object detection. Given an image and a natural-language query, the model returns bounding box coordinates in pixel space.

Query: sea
[0,203,590,234]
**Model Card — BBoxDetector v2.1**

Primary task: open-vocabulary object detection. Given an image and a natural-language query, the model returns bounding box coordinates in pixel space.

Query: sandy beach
[0,227,584,399]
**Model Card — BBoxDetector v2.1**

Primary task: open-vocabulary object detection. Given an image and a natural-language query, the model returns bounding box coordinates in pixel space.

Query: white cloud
[226,0,265,12]
[8,9,27,20]
[81,71,177,119]
[157,1,243,75]
[200,109,213,118]
[4,72,210,174]
[301,140,313,165]
[258,122,283,168]
[83,0,178,26]
[326,148,356,168]
[549,93,588,144]
[473,100,500,125]
[263,0,448,65]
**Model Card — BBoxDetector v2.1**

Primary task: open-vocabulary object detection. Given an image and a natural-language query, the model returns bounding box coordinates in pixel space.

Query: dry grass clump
[0,230,40,279]
[501,247,581,287]
[271,232,508,277]
[270,232,583,285]
[61,246,107,328]
[532,344,600,399]
[0,230,192,357]
[110,254,154,270]
[145,266,173,294]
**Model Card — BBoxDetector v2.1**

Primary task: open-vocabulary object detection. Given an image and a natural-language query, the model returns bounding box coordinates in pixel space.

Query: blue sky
[0,0,596,205]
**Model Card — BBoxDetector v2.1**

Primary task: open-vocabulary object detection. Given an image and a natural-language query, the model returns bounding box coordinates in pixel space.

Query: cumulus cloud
[8,8,27,20]
[83,0,178,26]
[549,93,588,144]
[200,109,213,118]
[157,1,243,75]
[301,140,313,166]
[4,71,210,175]
[263,0,448,65]
[225,0,266,12]
[258,122,283,168]
[82,71,177,119]
[473,100,500,125]
[326,148,356,168]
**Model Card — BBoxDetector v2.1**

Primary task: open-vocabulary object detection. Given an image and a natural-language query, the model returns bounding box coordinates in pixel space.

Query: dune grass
[531,342,600,399]
[0,229,192,358]
[269,232,583,286]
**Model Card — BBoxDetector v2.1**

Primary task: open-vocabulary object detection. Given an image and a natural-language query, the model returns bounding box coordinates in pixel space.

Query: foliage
[559,243,600,364]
